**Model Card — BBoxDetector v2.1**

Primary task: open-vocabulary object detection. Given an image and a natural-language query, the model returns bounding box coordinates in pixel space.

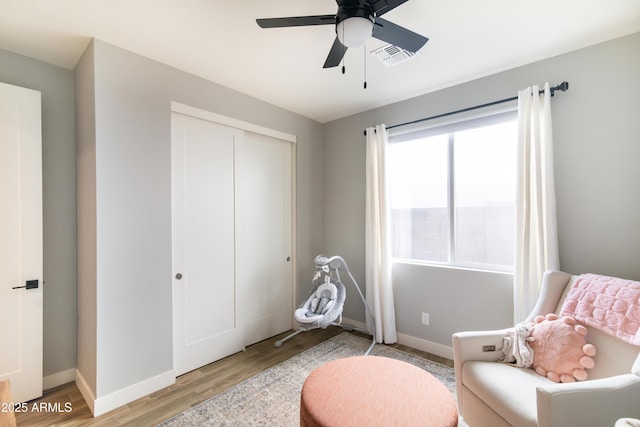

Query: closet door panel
[172,112,243,376]
[238,132,293,346]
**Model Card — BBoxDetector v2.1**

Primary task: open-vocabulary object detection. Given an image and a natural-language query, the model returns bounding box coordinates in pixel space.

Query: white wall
[74,39,324,412]
[323,32,640,353]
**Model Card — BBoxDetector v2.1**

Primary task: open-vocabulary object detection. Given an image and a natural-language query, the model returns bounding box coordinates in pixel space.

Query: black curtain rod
[363,81,569,135]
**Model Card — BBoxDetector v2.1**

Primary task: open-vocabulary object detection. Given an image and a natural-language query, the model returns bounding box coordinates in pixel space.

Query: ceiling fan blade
[323,37,348,68]
[372,17,428,53]
[369,0,410,16]
[257,15,336,28]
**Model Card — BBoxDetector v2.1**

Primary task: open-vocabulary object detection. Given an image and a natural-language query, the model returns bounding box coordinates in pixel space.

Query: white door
[171,110,294,376]
[238,132,293,346]
[0,82,43,403]
[171,112,245,376]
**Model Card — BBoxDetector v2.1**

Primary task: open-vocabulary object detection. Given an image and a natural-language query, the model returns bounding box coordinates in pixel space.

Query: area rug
[158,333,462,426]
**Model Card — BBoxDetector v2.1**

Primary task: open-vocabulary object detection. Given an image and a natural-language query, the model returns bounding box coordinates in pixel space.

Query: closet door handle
[286,257,291,262]
[175,273,183,280]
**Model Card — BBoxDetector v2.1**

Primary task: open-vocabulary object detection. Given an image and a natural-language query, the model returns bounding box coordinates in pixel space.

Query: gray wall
[74,39,324,398]
[74,41,98,395]
[323,32,640,348]
[0,50,77,380]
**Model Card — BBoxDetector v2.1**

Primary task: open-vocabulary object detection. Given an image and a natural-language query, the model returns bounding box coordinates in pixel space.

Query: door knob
[286,257,291,262]
[175,273,183,280]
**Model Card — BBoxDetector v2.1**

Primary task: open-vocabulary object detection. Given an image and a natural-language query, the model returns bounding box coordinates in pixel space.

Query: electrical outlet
[421,312,430,325]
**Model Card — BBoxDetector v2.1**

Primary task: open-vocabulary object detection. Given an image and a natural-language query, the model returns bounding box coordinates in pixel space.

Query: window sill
[391,258,514,276]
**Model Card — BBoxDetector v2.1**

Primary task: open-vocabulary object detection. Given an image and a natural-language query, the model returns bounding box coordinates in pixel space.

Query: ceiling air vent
[371,44,421,67]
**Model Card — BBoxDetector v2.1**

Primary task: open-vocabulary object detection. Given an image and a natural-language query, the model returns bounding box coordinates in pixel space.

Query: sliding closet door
[238,132,293,346]
[171,109,294,376]
[171,112,244,376]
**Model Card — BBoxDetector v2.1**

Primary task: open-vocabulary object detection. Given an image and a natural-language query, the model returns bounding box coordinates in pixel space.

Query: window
[388,113,517,271]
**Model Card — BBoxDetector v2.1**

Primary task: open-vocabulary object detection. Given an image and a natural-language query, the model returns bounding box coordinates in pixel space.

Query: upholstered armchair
[453,270,640,427]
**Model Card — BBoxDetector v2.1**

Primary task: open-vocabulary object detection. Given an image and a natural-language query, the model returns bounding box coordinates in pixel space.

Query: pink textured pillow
[529,313,597,382]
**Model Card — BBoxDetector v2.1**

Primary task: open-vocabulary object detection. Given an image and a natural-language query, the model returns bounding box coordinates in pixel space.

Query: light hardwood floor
[15,328,452,426]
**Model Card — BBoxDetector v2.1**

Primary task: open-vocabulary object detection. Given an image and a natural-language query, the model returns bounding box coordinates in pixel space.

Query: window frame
[387,109,518,273]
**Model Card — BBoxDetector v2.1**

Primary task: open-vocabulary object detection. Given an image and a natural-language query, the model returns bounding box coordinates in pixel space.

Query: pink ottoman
[300,356,458,427]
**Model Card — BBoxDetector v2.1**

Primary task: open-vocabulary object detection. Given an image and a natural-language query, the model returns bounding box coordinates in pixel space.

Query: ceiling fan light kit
[256,0,428,69]
[337,17,374,48]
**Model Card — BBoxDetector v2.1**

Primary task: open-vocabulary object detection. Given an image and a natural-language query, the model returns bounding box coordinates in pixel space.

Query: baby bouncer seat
[275,254,376,355]
[294,273,346,328]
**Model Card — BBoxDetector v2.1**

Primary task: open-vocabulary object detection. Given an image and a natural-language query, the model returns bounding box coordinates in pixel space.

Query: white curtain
[365,124,397,344]
[514,83,560,322]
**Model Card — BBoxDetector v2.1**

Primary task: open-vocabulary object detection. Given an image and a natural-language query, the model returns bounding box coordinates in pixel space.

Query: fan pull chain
[363,44,367,89]
[341,23,346,74]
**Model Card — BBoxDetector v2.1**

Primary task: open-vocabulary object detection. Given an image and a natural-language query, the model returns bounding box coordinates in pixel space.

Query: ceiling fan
[256,0,428,69]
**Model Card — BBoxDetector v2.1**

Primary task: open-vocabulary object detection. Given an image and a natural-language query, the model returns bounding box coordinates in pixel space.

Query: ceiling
[1,1,639,123]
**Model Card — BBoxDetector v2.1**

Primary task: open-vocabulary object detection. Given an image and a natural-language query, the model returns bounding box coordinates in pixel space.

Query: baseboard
[75,369,96,415]
[43,368,76,390]
[76,369,175,417]
[342,317,454,360]
[341,317,368,333]
[396,332,453,361]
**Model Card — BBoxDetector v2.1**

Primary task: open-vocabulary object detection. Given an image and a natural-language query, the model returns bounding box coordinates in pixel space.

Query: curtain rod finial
[551,81,569,96]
